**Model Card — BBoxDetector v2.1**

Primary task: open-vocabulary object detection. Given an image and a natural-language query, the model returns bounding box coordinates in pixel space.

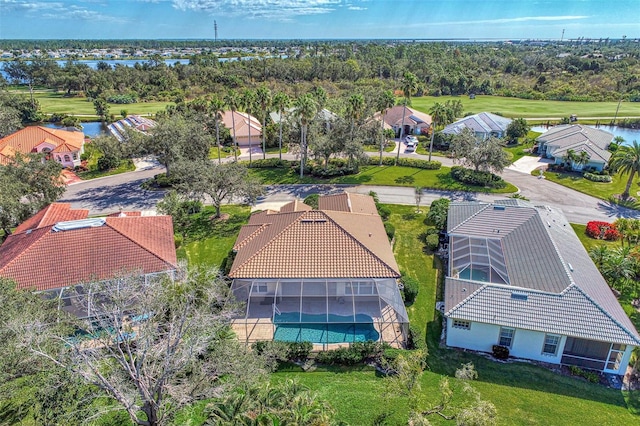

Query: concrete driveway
[507,155,553,174]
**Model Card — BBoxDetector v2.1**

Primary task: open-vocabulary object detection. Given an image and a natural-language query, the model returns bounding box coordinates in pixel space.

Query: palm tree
[209,96,225,164]
[241,89,257,165]
[294,94,318,178]
[346,93,365,142]
[224,90,240,161]
[396,71,418,165]
[428,102,450,162]
[609,140,640,199]
[589,245,610,269]
[614,217,631,247]
[272,91,290,161]
[376,90,395,165]
[256,86,271,159]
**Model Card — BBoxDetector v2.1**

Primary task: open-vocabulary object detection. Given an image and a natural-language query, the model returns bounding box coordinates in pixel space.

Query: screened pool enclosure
[230,278,409,348]
[449,235,510,284]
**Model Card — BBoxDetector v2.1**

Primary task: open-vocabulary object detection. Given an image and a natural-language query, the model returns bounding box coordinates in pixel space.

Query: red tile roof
[0,206,177,291]
[13,203,89,234]
[0,126,84,164]
[229,194,399,279]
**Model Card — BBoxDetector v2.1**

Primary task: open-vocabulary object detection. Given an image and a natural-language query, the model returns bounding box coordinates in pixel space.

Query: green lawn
[76,159,135,180]
[410,95,640,120]
[249,165,518,193]
[265,146,289,155]
[363,142,395,153]
[208,146,240,160]
[540,169,640,205]
[12,90,172,117]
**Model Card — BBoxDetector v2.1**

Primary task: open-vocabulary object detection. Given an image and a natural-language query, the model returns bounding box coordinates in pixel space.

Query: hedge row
[584,172,612,183]
[368,156,442,170]
[450,166,507,189]
[315,341,389,365]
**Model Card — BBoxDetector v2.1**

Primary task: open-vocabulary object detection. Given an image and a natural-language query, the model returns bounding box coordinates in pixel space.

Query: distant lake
[532,125,640,145]
[44,121,106,138]
[0,56,265,80]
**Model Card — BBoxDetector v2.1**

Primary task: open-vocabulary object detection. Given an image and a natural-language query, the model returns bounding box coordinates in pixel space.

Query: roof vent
[568,263,574,271]
[52,218,106,232]
[493,205,506,211]
[511,292,528,301]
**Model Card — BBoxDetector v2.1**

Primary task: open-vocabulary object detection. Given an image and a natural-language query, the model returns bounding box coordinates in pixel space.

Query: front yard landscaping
[173,203,640,425]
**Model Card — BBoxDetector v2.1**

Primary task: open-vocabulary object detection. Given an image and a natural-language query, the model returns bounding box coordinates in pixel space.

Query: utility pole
[214,20,218,42]
[561,29,565,42]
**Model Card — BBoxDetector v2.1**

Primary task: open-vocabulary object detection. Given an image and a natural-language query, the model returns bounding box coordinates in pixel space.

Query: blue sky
[1,0,639,40]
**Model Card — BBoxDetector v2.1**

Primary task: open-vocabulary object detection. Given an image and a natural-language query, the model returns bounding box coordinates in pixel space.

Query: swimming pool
[273,312,380,343]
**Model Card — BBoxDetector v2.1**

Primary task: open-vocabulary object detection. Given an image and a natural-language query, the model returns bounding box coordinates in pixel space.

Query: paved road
[60,151,640,224]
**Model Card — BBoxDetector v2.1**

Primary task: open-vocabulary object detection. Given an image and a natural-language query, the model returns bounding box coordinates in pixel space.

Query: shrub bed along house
[583,172,612,183]
[315,341,389,366]
[585,221,620,241]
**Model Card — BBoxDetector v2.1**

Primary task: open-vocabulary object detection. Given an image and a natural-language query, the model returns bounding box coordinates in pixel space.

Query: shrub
[426,233,440,251]
[251,341,312,363]
[80,152,91,161]
[568,365,600,383]
[174,234,183,249]
[402,276,419,305]
[451,166,507,189]
[303,193,319,209]
[408,324,427,350]
[315,342,389,366]
[376,204,391,221]
[492,345,510,360]
[248,158,294,169]
[585,221,619,240]
[384,222,395,241]
[97,155,120,171]
[584,172,612,182]
[181,200,202,215]
[367,156,441,170]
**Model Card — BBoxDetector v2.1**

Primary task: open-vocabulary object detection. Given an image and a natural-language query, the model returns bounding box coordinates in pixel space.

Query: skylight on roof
[52,218,105,232]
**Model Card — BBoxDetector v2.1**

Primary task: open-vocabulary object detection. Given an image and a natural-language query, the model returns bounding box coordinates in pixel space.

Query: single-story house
[536,125,613,172]
[373,105,432,138]
[229,193,408,349]
[269,107,337,131]
[222,110,262,147]
[0,126,85,168]
[107,115,156,142]
[441,112,512,140]
[0,203,178,318]
[443,200,640,375]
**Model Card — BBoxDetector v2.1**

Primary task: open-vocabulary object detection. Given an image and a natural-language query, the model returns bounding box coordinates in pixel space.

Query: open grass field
[411,95,640,121]
[10,89,172,117]
[540,169,640,204]
[249,165,518,193]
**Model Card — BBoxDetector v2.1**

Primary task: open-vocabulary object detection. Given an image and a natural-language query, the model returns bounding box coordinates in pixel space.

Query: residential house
[229,193,408,349]
[107,115,156,142]
[269,107,338,131]
[222,110,262,147]
[0,203,178,318]
[441,112,512,140]
[537,125,613,171]
[0,126,85,168]
[373,105,432,138]
[443,200,639,374]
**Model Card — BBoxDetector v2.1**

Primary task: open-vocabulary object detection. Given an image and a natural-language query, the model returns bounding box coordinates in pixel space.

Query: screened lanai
[449,235,510,284]
[230,278,409,348]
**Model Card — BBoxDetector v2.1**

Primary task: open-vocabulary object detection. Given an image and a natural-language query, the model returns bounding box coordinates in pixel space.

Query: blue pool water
[273,312,380,343]
[459,267,489,282]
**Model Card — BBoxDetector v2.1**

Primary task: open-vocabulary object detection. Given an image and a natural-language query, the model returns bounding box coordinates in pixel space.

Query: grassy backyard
[411,95,640,120]
[248,165,518,193]
[172,203,640,425]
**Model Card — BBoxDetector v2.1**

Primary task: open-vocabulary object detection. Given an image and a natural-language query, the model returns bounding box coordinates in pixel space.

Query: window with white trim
[498,327,515,347]
[542,334,560,355]
[452,319,471,330]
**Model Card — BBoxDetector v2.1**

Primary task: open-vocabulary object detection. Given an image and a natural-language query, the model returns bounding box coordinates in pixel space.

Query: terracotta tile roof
[222,111,262,138]
[106,211,142,217]
[229,194,399,279]
[0,127,84,163]
[280,199,312,212]
[318,193,379,215]
[13,203,89,234]
[0,213,177,292]
[374,106,432,128]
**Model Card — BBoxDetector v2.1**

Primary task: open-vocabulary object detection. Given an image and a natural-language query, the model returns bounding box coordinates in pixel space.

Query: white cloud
[428,15,590,27]
[172,0,365,20]
[2,0,125,22]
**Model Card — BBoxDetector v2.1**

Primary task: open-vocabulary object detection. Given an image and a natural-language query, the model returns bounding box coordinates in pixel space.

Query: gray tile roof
[441,112,512,136]
[537,125,613,161]
[445,201,640,345]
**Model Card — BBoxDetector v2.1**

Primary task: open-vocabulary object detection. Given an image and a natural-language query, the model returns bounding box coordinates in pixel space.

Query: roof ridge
[234,223,269,250]
[535,209,576,288]
[569,284,640,344]
[105,218,176,268]
[229,211,307,276]
[444,283,488,316]
[321,211,400,277]
[448,203,491,233]
[0,226,52,273]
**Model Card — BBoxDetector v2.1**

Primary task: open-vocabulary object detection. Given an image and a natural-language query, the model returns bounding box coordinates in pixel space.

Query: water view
[532,125,640,144]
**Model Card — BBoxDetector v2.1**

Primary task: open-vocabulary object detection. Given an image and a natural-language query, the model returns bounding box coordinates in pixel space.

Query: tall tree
[506,117,531,142]
[93,97,109,122]
[396,71,418,165]
[346,93,365,142]
[428,102,450,161]
[609,140,640,199]
[449,129,510,174]
[294,94,318,178]
[241,89,257,164]
[376,90,395,165]
[256,86,272,159]
[0,153,65,239]
[0,105,21,137]
[224,90,240,161]
[209,95,226,164]
[15,267,268,426]
[272,91,291,161]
